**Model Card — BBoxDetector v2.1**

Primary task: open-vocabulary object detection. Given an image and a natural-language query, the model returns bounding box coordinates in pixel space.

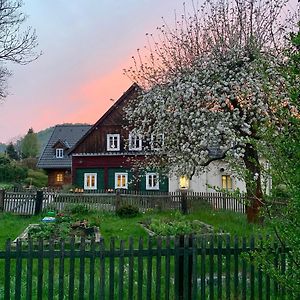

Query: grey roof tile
[37,124,91,169]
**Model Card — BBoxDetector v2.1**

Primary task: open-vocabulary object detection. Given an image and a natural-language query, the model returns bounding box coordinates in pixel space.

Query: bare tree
[124,0,298,222]
[0,0,40,101]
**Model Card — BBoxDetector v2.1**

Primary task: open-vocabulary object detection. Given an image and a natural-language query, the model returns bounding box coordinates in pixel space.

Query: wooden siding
[72,88,138,154]
[47,169,72,188]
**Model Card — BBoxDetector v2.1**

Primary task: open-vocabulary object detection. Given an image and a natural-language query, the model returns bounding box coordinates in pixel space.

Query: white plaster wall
[169,161,246,193]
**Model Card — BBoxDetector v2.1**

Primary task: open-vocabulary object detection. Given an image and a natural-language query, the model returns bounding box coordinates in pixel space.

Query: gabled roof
[69,83,140,155]
[52,140,70,150]
[37,124,91,169]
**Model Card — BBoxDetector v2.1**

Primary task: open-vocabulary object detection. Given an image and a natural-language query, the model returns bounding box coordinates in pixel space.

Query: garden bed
[139,211,224,237]
[14,222,101,244]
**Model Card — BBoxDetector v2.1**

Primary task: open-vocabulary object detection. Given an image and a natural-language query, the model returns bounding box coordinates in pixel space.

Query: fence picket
[37,239,44,300]
[89,238,96,300]
[99,238,106,300]
[58,240,65,300]
[4,239,11,300]
[79,238,86,300]
[128,237,134,300]
[109,238,115,300]
[146,237,153,300]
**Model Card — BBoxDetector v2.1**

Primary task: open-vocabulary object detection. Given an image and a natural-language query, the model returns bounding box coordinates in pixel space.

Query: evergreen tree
[6,142,19,160]
[21,128,39,158]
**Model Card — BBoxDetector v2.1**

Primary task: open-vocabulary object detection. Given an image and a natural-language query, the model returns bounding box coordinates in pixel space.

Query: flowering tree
[124,0,297,222]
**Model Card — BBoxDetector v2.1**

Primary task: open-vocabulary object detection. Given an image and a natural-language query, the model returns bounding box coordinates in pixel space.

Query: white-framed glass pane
[84,173,97,190]
[146,173,159,190]
[56,148,64,158]
[129,132,142,151]
[151,133,164,150]
[115,173,128,189]
[107,134,120,151]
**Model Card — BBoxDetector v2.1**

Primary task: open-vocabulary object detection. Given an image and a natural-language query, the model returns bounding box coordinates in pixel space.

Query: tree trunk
[243,143,264,223]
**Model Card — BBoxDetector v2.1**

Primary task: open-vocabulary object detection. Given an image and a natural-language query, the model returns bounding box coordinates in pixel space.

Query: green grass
[0,208,270,248]
[0,213,40,248]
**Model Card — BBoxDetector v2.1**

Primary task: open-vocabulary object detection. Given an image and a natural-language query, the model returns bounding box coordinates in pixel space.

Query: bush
[116,204,139,218]
[23,169,48,188]
[65,204,92,216]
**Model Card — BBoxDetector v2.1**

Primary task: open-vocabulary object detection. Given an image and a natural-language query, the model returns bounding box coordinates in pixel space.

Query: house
[69,84,169,192]
[68,84,261,194]
[37,124,91,187]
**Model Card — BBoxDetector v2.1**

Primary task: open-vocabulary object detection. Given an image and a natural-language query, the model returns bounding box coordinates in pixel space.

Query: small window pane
[146,173,159,190]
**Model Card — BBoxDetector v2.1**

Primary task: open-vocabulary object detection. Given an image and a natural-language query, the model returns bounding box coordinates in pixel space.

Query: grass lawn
[0,207,269,249]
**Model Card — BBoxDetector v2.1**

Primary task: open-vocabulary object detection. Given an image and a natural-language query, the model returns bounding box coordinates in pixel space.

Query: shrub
[116,204,139,218]
[65,204,92,216]
[23,169,48,188]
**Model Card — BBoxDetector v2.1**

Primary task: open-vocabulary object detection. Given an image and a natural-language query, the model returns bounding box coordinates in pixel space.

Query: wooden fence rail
[0,235,289,300]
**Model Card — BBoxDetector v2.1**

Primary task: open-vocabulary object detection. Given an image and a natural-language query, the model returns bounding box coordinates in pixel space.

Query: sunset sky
[0,0,184,143]
[0,0,298,143]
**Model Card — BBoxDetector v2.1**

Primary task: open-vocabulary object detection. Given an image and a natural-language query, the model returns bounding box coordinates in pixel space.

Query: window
[129,132,142,151]
[115,173,128,189]
[84,173,97,190]
[56,148,64,158]
[146,173,159,190]
[151,133,164,150]
[56,173,63,183]
[222,175,232,190]
[179,175,190,190]
[107,134,120,151]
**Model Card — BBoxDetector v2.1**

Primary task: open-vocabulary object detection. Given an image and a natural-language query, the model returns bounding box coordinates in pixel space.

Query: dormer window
[56,148,64,158]
[151,133,164,150]
[107,134,120,151]
[129,132,142,151]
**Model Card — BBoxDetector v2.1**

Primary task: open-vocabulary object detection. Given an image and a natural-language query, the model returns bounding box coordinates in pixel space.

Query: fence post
[178,235,193,300]
[181,190,188,215]
[35,190,43,215]
[0,189,5,212]
[115,189,121,211]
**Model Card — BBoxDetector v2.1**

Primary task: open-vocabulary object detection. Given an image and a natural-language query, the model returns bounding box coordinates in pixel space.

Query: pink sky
[0,0,184,143]
[0,0,298,143]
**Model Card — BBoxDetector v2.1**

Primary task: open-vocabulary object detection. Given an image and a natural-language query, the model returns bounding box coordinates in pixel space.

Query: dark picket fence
[0,235,288,299]
[0,189,247,216]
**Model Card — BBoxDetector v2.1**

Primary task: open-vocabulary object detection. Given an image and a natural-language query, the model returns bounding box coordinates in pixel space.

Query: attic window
[56,148,64,158]
[151,133,164,150]
[129,132,142,151]
[107,134,120,151]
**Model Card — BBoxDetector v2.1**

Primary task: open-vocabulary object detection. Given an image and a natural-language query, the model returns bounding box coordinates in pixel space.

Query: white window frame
[151,133,164,150]
[56,148,64,158]
[115,173,128,189]
[146,173,159,190]
[107,134,120,151]
[129,132,142,151]
[84,173,97,190]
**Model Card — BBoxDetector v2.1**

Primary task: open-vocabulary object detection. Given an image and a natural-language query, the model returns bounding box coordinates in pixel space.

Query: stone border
[13,223,101,244]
